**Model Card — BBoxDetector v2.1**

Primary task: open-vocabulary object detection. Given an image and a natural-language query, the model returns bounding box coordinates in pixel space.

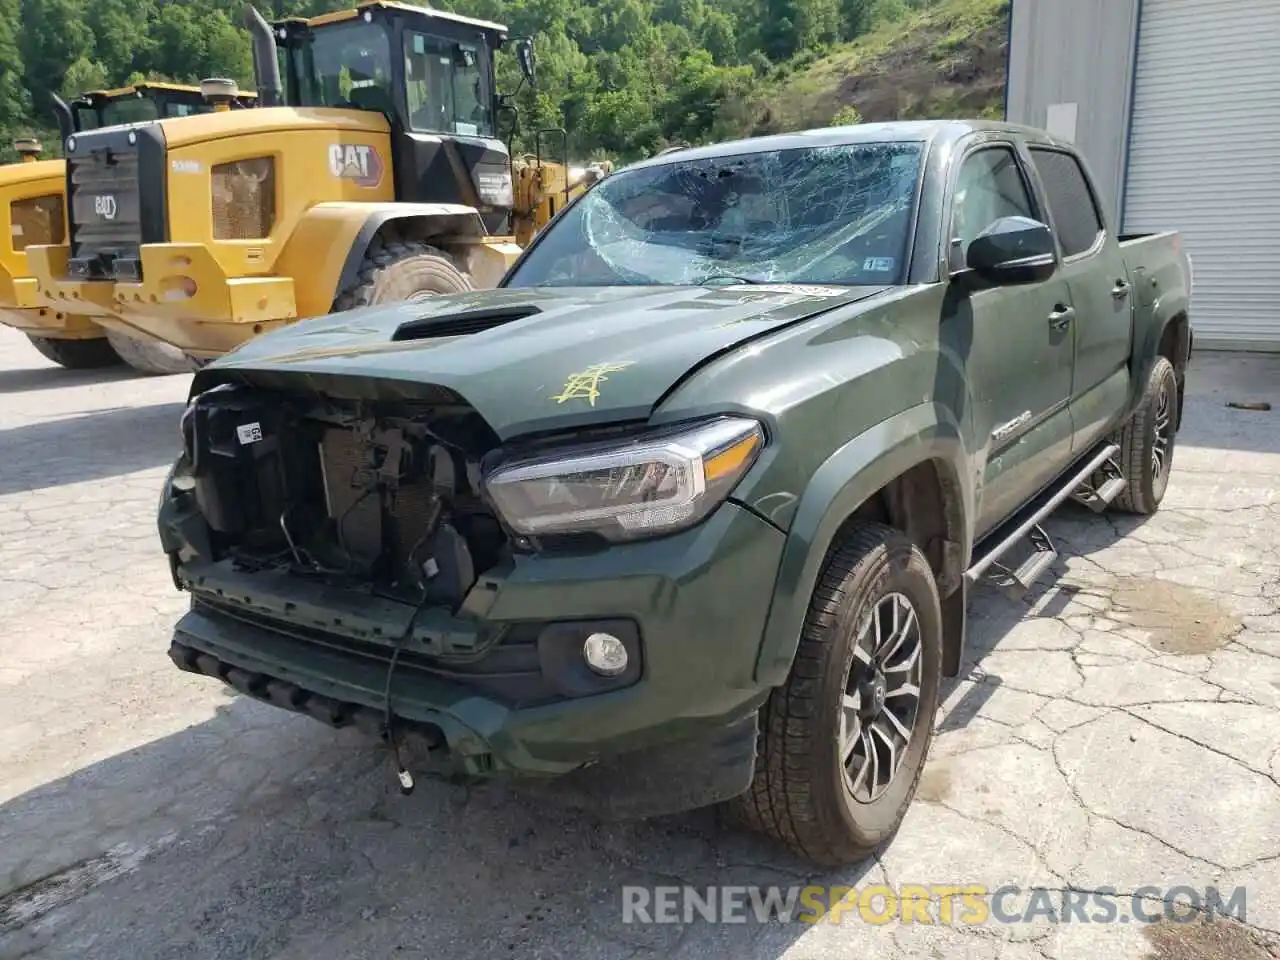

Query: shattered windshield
[505,141,923,288]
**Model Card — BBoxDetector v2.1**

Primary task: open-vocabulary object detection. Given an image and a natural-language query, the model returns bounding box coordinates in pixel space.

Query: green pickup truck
[158,120,1192,865]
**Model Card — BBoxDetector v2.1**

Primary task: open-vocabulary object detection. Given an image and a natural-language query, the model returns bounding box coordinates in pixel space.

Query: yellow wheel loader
[510,128,612,248]
[0,82,256,372]
[25,1,611,365]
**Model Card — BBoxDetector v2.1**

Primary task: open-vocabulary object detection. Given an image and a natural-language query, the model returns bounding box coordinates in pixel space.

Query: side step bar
[966,443,1123,598]
[1071,453,1128,513]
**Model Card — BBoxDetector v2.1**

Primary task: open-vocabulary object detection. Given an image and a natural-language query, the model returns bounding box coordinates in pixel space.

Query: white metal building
[1005,0,1280,350]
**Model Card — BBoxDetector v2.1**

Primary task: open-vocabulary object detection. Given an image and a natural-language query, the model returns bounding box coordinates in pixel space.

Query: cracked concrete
[1,332,1279,959]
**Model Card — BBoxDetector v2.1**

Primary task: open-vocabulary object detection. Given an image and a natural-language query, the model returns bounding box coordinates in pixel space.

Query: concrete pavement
[0,327,1278,960]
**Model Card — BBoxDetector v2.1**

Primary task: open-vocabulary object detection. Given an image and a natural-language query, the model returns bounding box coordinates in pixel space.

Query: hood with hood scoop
[197,284,892,440]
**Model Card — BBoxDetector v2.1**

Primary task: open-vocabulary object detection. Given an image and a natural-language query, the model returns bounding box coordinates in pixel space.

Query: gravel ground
[1,328,1278,960]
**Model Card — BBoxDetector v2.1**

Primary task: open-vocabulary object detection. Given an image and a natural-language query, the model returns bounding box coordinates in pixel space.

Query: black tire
[104,329,197,375]
[332,237,471,311]
[733,522,943,866]
[25,334,123,370]
[1113,356,1178,515]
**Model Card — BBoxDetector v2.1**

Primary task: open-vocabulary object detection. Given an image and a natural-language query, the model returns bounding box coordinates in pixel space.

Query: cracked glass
[505,141,924,288]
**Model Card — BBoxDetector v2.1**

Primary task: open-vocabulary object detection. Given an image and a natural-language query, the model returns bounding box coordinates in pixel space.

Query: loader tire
[332,237,472,311]
[26,334,123,370]
[104,330,197,375]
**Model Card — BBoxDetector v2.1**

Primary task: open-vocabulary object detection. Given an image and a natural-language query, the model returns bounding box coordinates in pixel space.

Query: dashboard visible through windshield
[505,141,924,289]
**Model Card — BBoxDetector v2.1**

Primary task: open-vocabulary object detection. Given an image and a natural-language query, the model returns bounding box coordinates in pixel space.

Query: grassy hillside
[748,0,1010,135]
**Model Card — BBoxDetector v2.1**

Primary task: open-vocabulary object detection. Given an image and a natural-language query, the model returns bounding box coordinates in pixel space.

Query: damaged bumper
[163,495,783,815]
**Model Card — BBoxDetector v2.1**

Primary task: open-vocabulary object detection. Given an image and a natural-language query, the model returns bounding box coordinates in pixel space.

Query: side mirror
[960,216,1057,287]
[516,39,536,88]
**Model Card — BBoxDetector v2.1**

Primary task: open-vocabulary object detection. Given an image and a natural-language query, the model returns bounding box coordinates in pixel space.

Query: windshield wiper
[697,274,761,286]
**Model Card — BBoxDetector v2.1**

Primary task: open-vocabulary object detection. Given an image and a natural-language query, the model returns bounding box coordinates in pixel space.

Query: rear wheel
[332,237,472,311]
[1113,356,1178,515]
[26,334,122,370]
[733,522,942,866]
[104,330,197,375]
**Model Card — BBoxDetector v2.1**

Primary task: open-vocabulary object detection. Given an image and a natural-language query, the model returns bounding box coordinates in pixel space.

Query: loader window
[73,96,211,131]
[100,97,162,127]
[73,106,99,131]
[293,21,394,114]
[403,32,493,138]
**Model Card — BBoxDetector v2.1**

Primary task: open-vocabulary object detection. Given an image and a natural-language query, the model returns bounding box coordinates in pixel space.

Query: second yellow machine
[1,82,256,372]
[26,1,609,363]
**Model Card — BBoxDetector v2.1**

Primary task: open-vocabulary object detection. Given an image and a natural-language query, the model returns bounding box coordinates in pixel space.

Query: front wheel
[331,237,472,312]
[1113,356,1178,515]
[733,522,942,866]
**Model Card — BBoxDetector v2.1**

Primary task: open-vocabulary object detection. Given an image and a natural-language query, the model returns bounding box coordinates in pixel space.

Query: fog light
[583,632,628,677]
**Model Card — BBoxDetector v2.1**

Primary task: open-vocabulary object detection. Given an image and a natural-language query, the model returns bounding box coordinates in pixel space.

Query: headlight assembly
[484,416,765,543]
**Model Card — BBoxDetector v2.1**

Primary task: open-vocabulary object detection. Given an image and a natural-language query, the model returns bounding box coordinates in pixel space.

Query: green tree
[60,57,109,99]
[86,0,157,81]
[0,0,30,128]
[19,0,94,115]
[0,0,999,168]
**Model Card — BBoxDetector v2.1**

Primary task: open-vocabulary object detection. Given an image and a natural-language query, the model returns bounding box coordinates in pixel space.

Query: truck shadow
[937,500,1150,727]
[0,505,1156,960]
[0,450,1195,959]
[0,511,1144,959]
[0,689,877,959]
[0,402,187,496]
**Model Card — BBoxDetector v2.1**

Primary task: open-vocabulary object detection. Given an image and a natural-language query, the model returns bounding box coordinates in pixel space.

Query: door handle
[1048,304,1075,330]
[1112,279,1131,299]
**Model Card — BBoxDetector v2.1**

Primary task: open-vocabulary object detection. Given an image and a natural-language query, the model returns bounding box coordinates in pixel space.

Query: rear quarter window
[1029,148,1104,258]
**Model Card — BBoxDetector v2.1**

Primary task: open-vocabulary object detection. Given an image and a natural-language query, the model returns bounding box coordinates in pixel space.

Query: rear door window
[1029,148,1105,258]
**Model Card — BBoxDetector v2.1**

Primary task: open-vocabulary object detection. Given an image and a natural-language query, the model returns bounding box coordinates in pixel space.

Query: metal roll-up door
[1122,0,1280,349]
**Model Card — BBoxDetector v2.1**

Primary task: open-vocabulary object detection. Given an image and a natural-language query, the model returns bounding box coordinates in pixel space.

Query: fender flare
[753,401,972,687]
[334,204,490,302]
[1130,289,1192,417]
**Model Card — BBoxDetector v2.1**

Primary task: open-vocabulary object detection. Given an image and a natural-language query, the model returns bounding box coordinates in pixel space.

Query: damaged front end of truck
[152,287,859,814]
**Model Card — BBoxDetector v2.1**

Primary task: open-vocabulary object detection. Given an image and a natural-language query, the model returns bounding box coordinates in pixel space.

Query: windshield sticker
[552,362,635,406]
[863,257,895,272]
[328,144,383,188]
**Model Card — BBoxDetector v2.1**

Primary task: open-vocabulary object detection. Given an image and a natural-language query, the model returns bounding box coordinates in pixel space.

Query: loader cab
[272,1,528,233]
[69,83,257,132]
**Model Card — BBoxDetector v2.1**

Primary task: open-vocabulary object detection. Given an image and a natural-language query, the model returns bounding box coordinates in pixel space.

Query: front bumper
[163,498,785,799]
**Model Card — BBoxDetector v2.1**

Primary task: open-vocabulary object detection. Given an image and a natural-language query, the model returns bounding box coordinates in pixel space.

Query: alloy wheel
[1152,382,1173,483]
[840,591,924,803]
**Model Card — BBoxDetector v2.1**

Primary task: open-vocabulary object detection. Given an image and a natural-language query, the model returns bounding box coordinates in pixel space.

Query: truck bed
[1118,230,1193,307]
